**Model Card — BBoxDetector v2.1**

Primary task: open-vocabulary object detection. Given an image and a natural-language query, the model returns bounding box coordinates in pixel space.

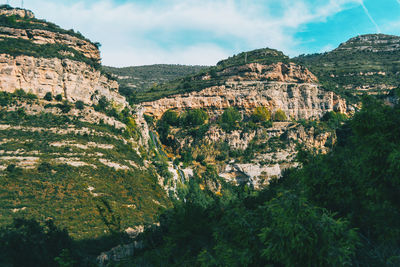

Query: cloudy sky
[13,0,400,67]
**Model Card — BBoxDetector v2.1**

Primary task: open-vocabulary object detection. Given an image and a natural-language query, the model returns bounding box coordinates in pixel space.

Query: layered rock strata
[0,54,126,107]
[142,63,347,119]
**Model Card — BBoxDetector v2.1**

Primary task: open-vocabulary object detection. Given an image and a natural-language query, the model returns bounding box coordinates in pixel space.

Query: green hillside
[293,34,400,100]
[0,91,170,240]
[121,48,291,103]
[104,64,207,103]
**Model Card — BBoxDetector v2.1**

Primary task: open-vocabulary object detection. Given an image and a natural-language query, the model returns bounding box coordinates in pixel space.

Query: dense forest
[1,96,399,266]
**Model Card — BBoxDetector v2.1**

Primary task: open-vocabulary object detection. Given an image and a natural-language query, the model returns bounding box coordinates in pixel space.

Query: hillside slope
[104,64,207,103]
[0,6,170,240]
[294,34,400,99]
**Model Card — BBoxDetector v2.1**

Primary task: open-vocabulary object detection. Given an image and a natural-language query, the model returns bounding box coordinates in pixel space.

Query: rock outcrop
[0,54,126,107]
[142,63,347,119]
[0,6,100,62]
[0,7,34,18]
[0,7,127,108]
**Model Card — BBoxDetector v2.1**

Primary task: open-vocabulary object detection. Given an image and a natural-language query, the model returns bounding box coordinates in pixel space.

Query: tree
[181,109,208,127]
[273,109,287,121]
[75,100,84,110]
[259,192,359,266]
[43,92,52,101]
[55,94,63,101]
[161,109,179,126]
[218,107,241,132]
[251,106,271,122]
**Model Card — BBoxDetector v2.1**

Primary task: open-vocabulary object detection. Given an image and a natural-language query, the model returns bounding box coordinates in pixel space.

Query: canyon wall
[142,62,347,119]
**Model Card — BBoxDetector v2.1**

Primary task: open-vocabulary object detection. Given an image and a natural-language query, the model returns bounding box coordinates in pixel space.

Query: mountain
[104,64,207,103]
[294,34,400,100]
[138,48,348,189]
[1,5,399,266]
[0,5,170,241]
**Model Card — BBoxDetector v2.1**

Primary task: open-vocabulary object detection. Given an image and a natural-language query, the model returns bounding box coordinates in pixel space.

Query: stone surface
[0,7,34,18]
[142,62,347,119]
[0,54,127,107]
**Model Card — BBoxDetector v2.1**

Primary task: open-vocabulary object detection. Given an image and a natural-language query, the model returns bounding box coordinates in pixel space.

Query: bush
[259,192,359,266]
[251,106,271,122]
[6,164,17,172]
[55,94,63,101]
[273,109,287,121]
[75,100,84,110]
[219,107,241,132]
[56,101,71,113]
[181,109,208,127]
[161,110,179,126]
[43,92,52,101]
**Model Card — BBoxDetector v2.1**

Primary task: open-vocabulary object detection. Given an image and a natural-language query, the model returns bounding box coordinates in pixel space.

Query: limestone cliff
[0,54,125,106]
[0,6,127,108]
[142,62,347,119]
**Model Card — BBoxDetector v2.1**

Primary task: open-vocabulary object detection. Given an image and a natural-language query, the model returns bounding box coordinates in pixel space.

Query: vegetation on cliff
[103,64,207,103]
[0,37,100,68]
[123,96,400,266]
[293,34,400,101]
[0,5,94,43]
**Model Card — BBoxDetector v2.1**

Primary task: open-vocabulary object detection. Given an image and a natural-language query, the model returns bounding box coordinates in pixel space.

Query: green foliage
[43,92,52,101]
[181,109,208,127]
[0,37,100,69]
[293,34,400,101]
[273,109,287,121]
[259,192,358,266]
[127,98,400,266]
[161,109,179,126]
[56,101,72,113]
[251,106,271,122]
[217,48,289,68]
[218,107,241,132]
[321,111,348,129]
[75,100,84,110]
[0,218,74,267]
[103,64,207,103]
[54,94,63,101]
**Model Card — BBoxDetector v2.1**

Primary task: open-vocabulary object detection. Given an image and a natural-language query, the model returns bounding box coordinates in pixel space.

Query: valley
[0,4,399,267]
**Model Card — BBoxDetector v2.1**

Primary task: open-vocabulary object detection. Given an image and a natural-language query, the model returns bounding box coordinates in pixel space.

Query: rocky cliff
[294,34,400,98]
[0,54,125,106]
[0,6,126,108]
[142,62,347,119]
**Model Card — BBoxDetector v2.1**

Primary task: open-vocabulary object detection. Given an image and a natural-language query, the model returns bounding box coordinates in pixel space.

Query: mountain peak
[336,33,400,53]
[0,4,34,19]
[217,48,289,68]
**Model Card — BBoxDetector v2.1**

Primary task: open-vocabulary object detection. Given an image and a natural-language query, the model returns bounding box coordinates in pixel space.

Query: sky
[7,0,400,67]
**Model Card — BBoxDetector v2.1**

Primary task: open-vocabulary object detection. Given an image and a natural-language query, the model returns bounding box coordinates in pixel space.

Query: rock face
[336,34,400,53]
[142,63,347,119]
[0,7,34,18]
[0,54,126,107]
[0,7,100,62]
[0,26,101,63]
[0,7,127,108]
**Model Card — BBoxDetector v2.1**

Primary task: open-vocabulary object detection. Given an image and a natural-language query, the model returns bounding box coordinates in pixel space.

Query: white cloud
[23,0,361,66]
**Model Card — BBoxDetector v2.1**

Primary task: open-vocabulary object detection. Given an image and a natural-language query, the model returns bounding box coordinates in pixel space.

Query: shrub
[38,162,52,172]
[273,109,287,121]
[55,94,63,101]
[219,107,241,132]
[251,106,271,122]
[259,192,359,266]
[75,100,84,110]
[43,92,52,101]
[56,101,71,113]
[161,110,179,126]
[6,164,17,172]
[181,109,208,127]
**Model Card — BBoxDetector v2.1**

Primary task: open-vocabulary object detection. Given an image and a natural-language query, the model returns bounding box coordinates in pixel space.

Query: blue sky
[13,0,400,66]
